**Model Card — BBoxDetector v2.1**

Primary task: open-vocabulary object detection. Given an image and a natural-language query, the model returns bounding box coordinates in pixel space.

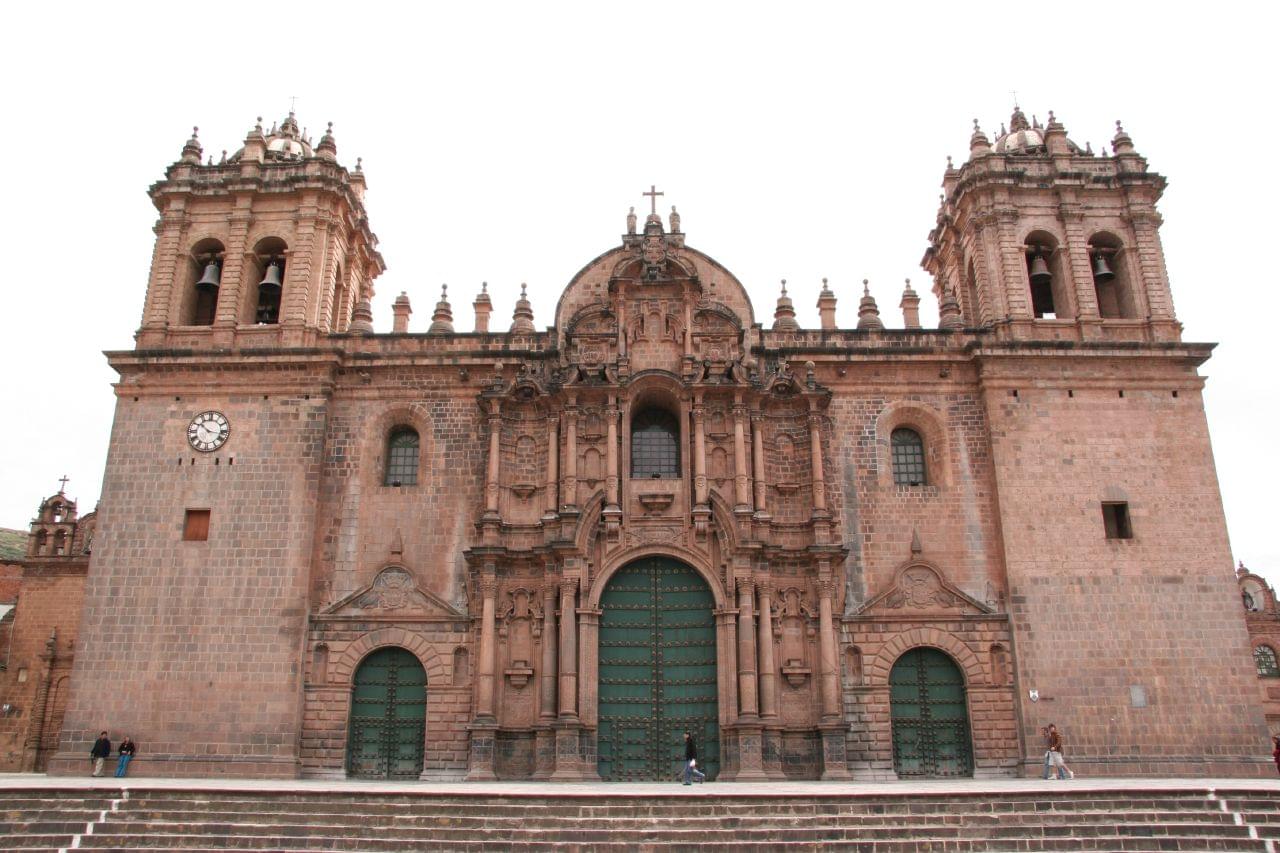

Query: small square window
[183,509,210,541]
[1102,502,1132,540]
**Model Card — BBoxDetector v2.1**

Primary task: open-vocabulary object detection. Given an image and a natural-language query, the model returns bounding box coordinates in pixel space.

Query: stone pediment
[858,562,992,617]
[325,566,462,617]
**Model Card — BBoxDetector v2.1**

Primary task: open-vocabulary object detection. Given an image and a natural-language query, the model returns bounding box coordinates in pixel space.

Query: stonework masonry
[28,107,1272,781]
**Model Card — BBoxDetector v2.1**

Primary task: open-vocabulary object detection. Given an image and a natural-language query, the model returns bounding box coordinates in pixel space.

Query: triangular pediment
[858,561,993,617]
[324,566,462,617]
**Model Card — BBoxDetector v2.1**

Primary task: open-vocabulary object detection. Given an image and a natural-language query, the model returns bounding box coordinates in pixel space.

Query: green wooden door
[597,558,719,781]
[346,646,427,779]
[890,647,973,777]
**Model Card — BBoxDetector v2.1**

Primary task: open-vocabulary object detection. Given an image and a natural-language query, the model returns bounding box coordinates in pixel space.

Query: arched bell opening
[249,236,288,325]
[345,646,427,779]
[889,646,974,778]
[1088,231,1137,319]
[596,556,719,781]
[1023,231,1072,320]
[185,237,225,326]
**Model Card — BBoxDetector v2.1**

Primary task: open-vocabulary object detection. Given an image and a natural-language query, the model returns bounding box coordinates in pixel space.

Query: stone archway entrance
[889,647,973,777]
[346,646,427,779]
[597,557,719,781]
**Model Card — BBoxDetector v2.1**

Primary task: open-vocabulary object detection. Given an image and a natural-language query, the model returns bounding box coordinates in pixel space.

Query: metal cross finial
[1010,90,1019,109]
[58,475,69,493]
[289,95,298,114]
[643,185,665,216]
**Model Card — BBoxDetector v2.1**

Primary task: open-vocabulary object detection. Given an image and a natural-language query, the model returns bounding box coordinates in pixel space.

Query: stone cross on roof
[643,185,664,215]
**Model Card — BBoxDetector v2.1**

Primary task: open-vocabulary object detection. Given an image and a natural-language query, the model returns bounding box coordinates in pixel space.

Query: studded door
[346,646,427,779]
[889,646,973,777]
[597,558,719,781]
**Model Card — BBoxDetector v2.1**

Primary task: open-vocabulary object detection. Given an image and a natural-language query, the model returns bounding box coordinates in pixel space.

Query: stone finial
[1237,560,1248,578]
[1009,105,1030,133]
[1112,120,1135,154]
[938,286,964,330]
[1044,109,1070,155]
[316,121,337,161]
[181,126,202,164]
[241,117,267,163]
[349,297,375,334]
[1085,141,1094,156]
[772,280,799,332]
[669,205,681,233]
[510,282,535,334]
[817,277,838,331]
[392,291,414,333]
[428,285,455,334]
[900,278,921,329]
[945,154,954,172]
[969,119,991,157]
[910,528,923,555]
[627,206,637,235]
[474,281,493,333]
[856,280,884,331]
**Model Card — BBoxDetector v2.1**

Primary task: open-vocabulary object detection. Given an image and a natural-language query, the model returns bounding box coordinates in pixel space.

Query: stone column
[558,579,578,719]
[692,399,708,506]
[484,402,501,517]
[751,412,767,515]
[21,631,56,772]
[533,581,558,779]
[757,585,778,720]
[736,579,759,719]
[732,402,751,511]
[562,401,578,511]
[816,574,851,779]
[544,417,559,517]
[808,410,827,514]
[213,209,253,331]
[605,398,620,509]
[576,606,604,779]
[475,572,498,721]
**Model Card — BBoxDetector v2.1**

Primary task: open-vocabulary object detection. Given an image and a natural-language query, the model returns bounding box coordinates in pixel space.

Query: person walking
[90,731,111,777]
[682,731,706,785]
[115,736,137,777]
[1271,735,1280,776]
[1042,724,1074,780]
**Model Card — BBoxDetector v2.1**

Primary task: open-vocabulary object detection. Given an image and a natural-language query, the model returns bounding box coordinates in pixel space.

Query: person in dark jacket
[90,731,111,777]
[681,731,706,785]
[115,736,137,777]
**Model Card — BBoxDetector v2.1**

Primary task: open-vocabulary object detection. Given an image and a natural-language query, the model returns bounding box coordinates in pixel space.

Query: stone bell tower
[135,114,384,349]
[923,106,1179,343]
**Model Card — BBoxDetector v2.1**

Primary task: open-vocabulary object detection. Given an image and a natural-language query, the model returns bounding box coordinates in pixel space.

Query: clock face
[187,411,230,452]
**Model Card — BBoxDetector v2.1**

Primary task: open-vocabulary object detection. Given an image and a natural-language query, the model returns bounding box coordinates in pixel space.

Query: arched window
[891,428,927,486]
[383,427,419,486]
[1255,645,1280,678]
[631,408,680,478]
[251,237,288,325]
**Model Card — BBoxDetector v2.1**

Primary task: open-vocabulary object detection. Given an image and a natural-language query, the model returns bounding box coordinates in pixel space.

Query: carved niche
[773,587,816,688]
[498,588,542,689]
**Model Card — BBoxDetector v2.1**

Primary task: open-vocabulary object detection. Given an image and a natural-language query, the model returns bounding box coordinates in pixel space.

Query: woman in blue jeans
[115,737,136,777]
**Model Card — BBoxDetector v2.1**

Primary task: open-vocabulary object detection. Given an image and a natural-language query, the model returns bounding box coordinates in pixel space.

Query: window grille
[384,428,420,486]
[891,428,926,486]
[631,409,680,478]
[1255,645,1280,678]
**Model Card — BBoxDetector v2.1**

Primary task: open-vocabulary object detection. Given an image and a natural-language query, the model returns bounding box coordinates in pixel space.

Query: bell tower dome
[923,106,1179,342]
[136,113,385,349]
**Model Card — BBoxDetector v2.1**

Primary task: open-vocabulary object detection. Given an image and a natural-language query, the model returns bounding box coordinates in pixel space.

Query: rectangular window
[1102,502,1132,540]
[183,509,211,541]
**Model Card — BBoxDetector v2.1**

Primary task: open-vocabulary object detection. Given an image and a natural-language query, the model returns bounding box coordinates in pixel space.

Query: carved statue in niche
[498,588,542,690]
[884,565,959,611]
[773,587,816,688]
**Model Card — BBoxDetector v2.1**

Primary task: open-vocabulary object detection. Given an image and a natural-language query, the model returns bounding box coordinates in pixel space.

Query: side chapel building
[31,108,1271,780]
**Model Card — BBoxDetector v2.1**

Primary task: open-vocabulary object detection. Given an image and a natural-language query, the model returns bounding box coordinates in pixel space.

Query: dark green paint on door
[347,646,427,779]
[597,558,719,781]
[890,646,973,778]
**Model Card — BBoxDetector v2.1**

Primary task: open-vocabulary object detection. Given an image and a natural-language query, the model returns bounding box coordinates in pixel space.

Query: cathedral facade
[43,108,1270,780]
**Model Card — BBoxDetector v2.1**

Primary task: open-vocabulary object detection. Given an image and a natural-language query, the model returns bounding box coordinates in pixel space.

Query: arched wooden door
[597,558,719,781]
[346,647,427,779]
[889,647,973,777]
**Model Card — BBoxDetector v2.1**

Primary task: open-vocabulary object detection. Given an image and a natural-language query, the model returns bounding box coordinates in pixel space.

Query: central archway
[597,557,719,781]
[346,646,427,779]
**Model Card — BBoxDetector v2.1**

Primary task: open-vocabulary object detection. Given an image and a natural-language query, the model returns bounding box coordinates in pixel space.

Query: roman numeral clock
[187,410,230,452]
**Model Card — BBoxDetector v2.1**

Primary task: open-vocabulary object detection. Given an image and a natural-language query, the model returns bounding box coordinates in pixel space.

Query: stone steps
[0,785,1277,852]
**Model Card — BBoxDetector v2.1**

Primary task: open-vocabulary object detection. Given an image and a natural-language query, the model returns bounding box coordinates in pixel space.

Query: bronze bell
[1028,254,1052,286]
[258,258,284,294]
[1091,252,1115,282]
[195,259,221,291]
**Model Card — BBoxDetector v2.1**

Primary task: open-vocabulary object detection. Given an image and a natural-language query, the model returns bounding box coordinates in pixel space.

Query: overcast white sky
[1,3,1276,584]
